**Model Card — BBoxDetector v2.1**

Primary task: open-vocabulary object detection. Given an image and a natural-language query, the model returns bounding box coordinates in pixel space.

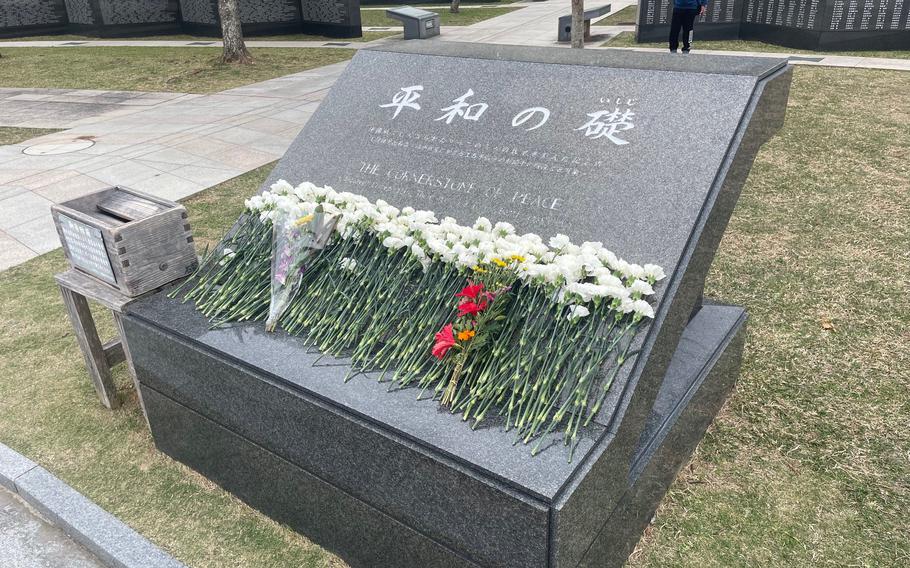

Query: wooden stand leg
[59,285,120,409]
[112,311,150,429]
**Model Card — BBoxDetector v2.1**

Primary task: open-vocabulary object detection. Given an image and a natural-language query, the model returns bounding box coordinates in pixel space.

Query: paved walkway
[439,0,635,45]
[0,486,104,568]
[0,62,346,269]
[1,0,908,270]
[0,88,189,129]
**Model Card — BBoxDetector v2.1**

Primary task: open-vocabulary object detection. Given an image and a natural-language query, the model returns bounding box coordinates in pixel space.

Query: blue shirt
[674,0,707,8]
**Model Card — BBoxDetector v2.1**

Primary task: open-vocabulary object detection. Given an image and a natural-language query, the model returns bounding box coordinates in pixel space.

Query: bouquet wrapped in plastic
[265,208,338,332]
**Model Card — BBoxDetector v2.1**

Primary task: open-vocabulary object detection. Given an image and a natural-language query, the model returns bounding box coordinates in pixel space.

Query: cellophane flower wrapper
[266,210,338,332]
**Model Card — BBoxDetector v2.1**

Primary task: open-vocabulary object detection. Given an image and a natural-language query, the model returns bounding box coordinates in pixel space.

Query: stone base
[123,297,745,567]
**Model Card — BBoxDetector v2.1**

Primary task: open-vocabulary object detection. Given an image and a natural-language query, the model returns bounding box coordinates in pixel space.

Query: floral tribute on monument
[176,181,665,459]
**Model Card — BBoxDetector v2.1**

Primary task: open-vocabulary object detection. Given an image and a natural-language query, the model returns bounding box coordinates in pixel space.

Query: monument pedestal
[124,297,745,568]
[122,44,789,566]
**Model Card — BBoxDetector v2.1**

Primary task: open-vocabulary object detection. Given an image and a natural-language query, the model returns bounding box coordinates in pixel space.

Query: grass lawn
[597,5,638,26]
[0,47,354,94]
[360,5,520,26]
[0,31,396,43]
[0,127,60,146]
[604,31,910,59]
[0,66,908,567]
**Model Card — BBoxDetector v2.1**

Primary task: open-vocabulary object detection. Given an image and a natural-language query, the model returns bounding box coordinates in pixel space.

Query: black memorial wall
[636,0,910,50]
[0,0,361,38]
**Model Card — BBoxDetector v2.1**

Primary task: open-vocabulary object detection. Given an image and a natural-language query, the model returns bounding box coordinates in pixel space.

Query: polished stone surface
[578,303,747,568]
[143,389,480,568]
[258,42,789,566]
[127,301,746,567]
[126,44,789,567]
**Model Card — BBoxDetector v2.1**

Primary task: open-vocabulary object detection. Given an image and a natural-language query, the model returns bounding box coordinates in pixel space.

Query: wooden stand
[55,269,151,425]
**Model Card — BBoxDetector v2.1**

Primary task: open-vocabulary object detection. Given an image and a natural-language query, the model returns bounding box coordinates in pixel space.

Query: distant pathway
[0,62,347,269]
[437,0,636,44]
[0,88,189,129]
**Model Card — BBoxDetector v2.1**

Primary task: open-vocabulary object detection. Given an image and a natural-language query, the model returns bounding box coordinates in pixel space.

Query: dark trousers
[669,7,699,51]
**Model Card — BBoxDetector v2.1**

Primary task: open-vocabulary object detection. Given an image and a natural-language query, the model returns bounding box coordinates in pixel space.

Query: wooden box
[51,187,197,297]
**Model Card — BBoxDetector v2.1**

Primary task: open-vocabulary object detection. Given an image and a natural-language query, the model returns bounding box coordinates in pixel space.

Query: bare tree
[571,0,584,48]
[218,0,252,64]
[451,0,461,13]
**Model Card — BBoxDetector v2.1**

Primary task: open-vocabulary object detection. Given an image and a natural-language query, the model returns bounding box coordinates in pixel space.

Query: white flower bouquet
[176,180,665,459]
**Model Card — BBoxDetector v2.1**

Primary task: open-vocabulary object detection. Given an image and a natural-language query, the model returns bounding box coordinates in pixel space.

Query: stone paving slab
[0,486,105,568]
[0,442,186,568]
[0,61,348,270]
[436,0,630,45]
[0,89,189,129]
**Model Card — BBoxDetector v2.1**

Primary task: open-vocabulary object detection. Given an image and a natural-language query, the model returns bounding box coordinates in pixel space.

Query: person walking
[669,0,707,53]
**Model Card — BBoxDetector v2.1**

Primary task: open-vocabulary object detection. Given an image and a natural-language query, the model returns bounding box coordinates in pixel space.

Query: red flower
[432,324,456,359]
[457,300,488,318]
[455,282,485,300]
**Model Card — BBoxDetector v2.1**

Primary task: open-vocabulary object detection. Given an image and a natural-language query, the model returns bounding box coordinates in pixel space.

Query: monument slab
[124,43,791,566]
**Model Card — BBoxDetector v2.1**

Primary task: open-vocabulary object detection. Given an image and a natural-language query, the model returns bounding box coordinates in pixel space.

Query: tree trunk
[451,0,461,14]
[570,0,584,49]
[218,0,252,64]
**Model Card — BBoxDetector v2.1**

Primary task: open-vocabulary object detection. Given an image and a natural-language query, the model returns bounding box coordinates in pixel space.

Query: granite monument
[123,43,792,567]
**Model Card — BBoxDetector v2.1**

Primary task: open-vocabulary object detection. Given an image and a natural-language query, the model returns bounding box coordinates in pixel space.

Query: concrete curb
[0,442,185,568]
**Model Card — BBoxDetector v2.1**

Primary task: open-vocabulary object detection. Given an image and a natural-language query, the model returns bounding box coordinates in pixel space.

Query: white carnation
[270,179,294,194]
[382,236,406,250]
[549,233,571,250]
[629,279,655,296]
[566,305,590,321]
[632,299,655,319]
[473,217,492,232]
[644,263,666,281]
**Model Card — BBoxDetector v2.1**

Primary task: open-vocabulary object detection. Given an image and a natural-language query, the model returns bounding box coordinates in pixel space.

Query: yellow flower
[472,265,487,273]
[492,258,507,268]
[294,214,314,227]
[457,330,476,341]
[510,254,526,263]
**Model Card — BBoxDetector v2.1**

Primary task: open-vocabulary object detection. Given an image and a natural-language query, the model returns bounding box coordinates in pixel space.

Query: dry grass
[0,127,61,146]
[630,66,910,567]
[0,47,354,94]
[0,66,908,567]
[598,5,638,26]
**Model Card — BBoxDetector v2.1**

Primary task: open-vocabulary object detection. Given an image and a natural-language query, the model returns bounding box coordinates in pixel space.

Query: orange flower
[457,329,475,341]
